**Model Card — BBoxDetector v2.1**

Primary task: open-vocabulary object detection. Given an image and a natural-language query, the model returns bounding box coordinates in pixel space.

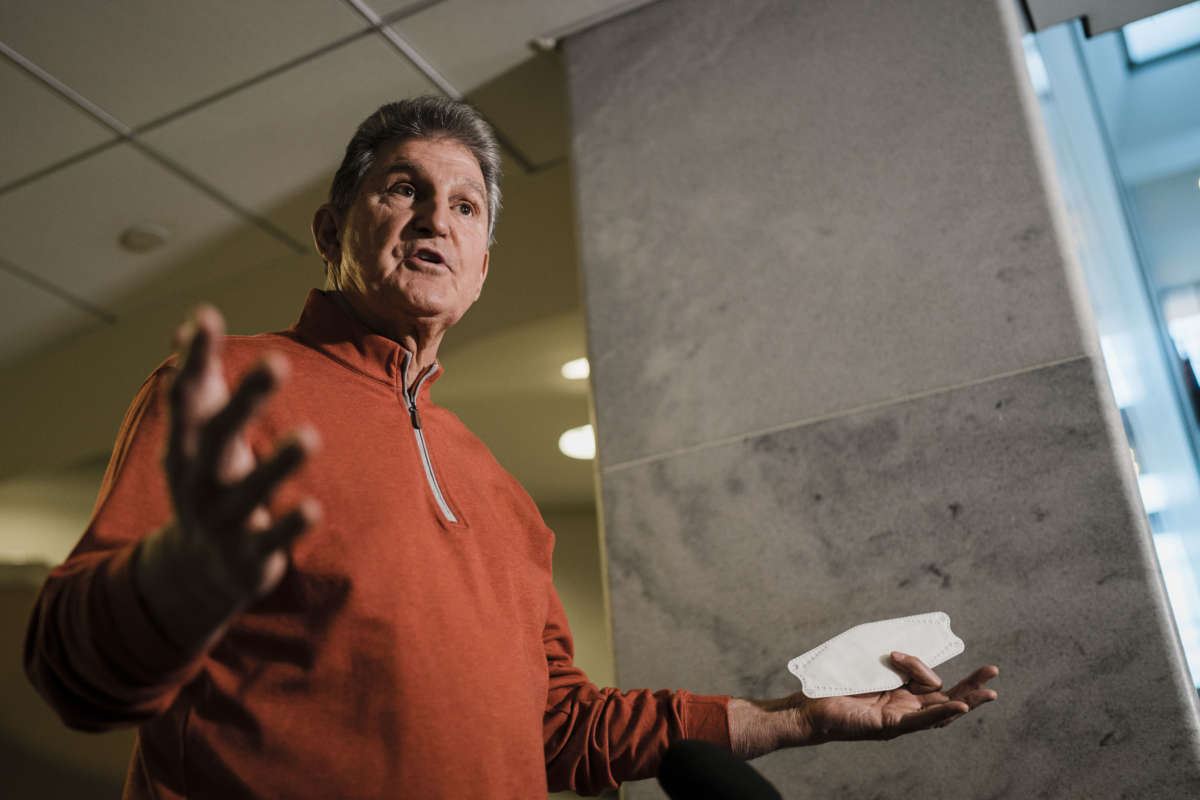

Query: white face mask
[787,612,965,698]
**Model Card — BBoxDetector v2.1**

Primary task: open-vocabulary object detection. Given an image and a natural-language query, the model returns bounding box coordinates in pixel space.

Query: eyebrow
[383,161,486,200]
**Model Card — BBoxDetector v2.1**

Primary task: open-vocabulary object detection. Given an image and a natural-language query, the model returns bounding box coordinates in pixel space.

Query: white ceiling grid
[0,141,288,328]
[388,0,649,93]
[141,36,437,248]
[0,0,367,127]
[0,0,642,369]
[0,57,112,186]
[0,266,97,366]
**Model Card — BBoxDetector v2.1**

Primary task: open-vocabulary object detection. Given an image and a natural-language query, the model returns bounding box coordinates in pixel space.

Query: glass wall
[1024,3,1200,685]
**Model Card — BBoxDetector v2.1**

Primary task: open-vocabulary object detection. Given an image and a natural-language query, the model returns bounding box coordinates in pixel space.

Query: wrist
[728,693,814,759]
[134,523,246,653]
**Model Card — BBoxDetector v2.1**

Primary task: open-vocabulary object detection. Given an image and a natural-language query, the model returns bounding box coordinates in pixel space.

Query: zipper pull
[409,404,422,429]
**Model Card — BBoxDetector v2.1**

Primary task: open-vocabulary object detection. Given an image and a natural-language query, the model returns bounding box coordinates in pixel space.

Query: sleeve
[541,586,731,795]
[23,363,206,731]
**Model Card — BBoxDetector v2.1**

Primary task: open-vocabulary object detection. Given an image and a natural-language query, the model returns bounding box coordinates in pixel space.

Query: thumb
[890,651,944,694]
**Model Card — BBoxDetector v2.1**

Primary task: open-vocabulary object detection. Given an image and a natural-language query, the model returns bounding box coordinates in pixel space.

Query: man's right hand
[135,306,320,652]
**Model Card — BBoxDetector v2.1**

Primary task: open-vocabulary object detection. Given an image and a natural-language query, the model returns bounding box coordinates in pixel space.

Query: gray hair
[328,96,502,244]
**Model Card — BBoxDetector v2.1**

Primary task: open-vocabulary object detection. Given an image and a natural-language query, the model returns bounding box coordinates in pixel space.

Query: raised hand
[136,306,320,650]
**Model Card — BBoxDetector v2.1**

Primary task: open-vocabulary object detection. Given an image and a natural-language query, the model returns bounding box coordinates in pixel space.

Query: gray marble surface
[566,0,1088,467]
[601,358,1200,798]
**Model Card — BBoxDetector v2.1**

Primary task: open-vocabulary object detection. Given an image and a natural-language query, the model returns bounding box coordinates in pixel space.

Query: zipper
[401,354,458,523]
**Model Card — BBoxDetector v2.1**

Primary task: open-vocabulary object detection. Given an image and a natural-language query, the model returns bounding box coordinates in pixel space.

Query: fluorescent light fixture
[1123,1,1200,65]
[558,424,595,460]
[560,357,590,380]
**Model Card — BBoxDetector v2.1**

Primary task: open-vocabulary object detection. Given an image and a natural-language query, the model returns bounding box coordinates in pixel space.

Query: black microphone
[657,739,782,800]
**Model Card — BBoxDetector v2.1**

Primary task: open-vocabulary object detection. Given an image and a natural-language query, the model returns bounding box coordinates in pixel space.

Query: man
[25,97,997,798]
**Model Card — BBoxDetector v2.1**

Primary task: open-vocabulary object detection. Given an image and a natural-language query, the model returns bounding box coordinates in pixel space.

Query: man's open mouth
[413,248,444,265]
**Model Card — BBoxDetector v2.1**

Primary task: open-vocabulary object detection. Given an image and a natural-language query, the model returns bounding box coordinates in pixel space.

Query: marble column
[563,0,1200,796]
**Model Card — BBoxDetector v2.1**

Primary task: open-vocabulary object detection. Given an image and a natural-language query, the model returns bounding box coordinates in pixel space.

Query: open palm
[799,652,998,743]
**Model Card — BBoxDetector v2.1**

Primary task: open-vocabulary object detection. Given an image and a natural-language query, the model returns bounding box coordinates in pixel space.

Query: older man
[25,97,997,798]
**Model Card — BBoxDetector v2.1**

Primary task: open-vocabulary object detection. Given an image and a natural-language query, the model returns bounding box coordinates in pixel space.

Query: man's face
[322,136,490,334]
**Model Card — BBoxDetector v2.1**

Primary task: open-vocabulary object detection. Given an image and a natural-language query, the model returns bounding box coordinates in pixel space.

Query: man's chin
[382,292,468,327]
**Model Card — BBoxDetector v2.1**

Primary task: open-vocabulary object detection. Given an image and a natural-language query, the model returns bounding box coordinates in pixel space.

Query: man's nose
[413,198,451,237]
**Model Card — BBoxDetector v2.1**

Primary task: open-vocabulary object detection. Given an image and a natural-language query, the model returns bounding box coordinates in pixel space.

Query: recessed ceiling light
[558,424,595,460]
[560,357,590,380]
[118,223,170,254]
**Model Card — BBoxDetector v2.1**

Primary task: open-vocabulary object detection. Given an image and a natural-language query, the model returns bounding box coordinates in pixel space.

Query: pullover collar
[288,289,443,399]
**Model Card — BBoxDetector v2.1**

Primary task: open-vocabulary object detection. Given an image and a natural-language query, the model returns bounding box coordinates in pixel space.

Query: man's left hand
[728,653,998,759]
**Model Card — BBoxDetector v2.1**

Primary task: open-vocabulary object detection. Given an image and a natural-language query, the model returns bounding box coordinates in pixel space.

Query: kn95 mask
[787,612,964,697]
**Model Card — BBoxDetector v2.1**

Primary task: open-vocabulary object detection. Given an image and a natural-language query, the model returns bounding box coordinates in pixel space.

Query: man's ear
[312,204,342,267]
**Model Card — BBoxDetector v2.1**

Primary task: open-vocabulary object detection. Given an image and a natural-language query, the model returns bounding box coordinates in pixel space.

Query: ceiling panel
[0,143,289,331]
[142,36,438,247]
[0,0,367,128]
[0,268,101,367]
[387,0,646,93]
[0,58,115,188]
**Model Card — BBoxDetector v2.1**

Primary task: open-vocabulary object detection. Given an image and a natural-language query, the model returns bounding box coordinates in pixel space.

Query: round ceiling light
[560,357,590,380]
[558,424,595,460]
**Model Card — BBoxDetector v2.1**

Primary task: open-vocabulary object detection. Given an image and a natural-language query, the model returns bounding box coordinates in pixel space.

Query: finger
[196,355,290,481]
[892,701,969,737]
[172,306,224,380]
[212,427,320,525]
[167,318,211,463]
[954,687,998,709]
[947,665,1000,701]
[890,651,943,693]
[252,499,321,557]
[172,306,226,405]
[166,307,226,473]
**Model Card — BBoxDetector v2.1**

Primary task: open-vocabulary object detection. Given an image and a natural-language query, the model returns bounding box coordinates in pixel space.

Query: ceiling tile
[142,36,438,247]
[0,268,101,367]
[0,58,115,188]
[386,0,644,93]
[0,143,290,323]
[0,0,367,128]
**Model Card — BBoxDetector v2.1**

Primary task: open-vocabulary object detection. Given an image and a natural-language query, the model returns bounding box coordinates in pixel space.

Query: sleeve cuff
[681,692,733,750]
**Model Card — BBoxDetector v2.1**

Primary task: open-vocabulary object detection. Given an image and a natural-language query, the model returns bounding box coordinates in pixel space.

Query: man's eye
[388,183,415,197]
[456,202,475,216]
